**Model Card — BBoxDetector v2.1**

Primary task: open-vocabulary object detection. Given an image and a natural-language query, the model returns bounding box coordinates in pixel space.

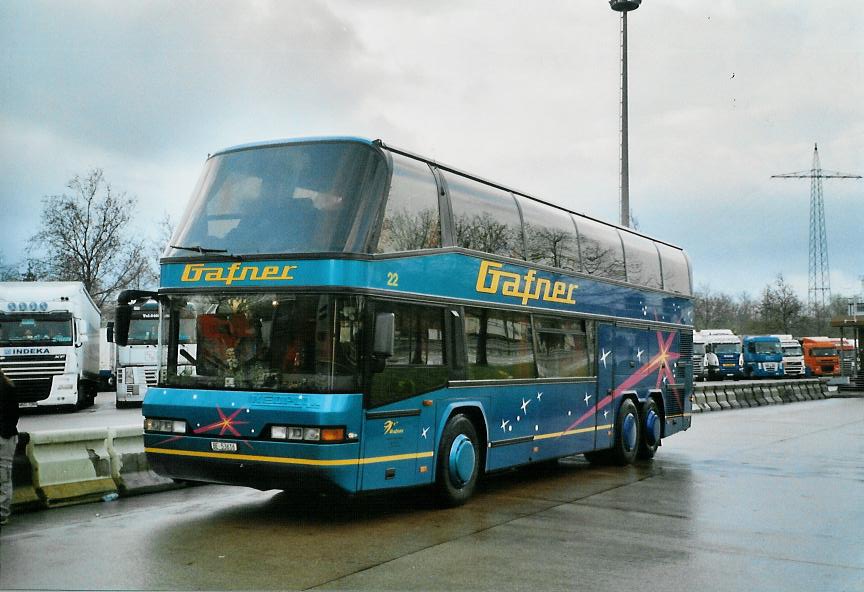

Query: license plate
[18,402,37,408]
[210,441,238,453]
[722,363,734,367]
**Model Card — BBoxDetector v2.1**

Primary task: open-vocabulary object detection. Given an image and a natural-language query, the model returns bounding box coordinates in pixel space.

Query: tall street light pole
[610,0,641,228]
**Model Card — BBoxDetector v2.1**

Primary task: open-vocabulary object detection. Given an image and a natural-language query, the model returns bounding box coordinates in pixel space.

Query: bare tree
[0,253,21,281]
[758,274,802,334]
[28,169,154,308]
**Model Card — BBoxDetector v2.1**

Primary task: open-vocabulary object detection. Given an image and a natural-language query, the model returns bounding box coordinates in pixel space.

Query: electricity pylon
[772,144,861,329]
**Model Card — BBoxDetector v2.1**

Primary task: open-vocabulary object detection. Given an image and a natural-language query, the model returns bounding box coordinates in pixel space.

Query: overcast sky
[2,0,862,299]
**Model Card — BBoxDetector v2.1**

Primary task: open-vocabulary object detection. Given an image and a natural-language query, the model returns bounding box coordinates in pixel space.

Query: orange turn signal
[321,428,345,442]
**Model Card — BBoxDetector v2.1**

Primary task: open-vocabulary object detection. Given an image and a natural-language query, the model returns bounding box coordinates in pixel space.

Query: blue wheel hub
[448,434,476,486]
[645,409,661,445]
[622,413,637,452]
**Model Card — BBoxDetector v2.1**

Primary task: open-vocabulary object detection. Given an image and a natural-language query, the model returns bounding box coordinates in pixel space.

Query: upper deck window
[517,196,580,271]
[574,217,626,282]
[619,230,663,289]
[446,173,525,260]
[655,242,692,295]
[375,153,441,253]
[166,142,387,257]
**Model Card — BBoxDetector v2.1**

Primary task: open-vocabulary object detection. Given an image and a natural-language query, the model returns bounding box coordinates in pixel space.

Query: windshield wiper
[170,244,228,255]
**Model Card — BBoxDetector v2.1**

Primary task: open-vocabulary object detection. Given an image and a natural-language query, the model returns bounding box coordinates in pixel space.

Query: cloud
[1,0,861,299]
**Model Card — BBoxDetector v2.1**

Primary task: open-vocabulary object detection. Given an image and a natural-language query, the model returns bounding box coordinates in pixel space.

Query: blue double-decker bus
[115,137,694,506]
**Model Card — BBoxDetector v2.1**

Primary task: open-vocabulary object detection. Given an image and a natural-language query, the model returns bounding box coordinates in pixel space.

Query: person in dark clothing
[1,368,19,526]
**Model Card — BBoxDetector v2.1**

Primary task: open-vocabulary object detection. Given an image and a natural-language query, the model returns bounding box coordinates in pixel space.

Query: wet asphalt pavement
[2,397,862,591]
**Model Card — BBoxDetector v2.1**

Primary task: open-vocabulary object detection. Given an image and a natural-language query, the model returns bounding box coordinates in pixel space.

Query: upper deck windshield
[0,314,73,347]
[162,293,363,394]
[166,141,387,257]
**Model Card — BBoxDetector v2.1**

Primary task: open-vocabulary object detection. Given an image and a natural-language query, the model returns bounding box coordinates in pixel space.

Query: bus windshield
[166,142,387,257]
[0,314,73,346]
[162,293,363,394]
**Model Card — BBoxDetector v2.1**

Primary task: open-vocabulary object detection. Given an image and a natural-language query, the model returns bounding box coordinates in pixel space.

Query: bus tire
[610,398,641,466]
[637,398,661,460]
[435,414,480,507]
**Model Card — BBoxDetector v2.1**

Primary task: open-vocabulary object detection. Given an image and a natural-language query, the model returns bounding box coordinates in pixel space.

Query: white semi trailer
[0,281,100,410]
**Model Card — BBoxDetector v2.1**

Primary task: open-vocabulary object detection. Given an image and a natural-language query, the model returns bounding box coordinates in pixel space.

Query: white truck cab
[771,334,805,377]
[0,282,101,410]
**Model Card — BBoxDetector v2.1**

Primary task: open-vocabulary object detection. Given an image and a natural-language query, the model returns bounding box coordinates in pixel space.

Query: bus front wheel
[435,414,480,507]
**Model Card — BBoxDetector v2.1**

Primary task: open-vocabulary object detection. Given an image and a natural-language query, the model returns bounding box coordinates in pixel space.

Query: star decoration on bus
[520,398,531,414]
[561,331,680,436]
[193,407,250,437]
[600,348,611,368]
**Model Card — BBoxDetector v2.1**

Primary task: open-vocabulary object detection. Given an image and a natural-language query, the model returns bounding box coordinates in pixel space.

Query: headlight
[144,418,186,434]
[268,425,346,442]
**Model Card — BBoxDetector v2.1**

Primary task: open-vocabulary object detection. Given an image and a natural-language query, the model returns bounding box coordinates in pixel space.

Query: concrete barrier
[724,386,741,409]
[792,382,807,402]
[798,382,812,400]
[757,385,772,406]
[779,382,795,403]
[715,387,732,410]
[108,426,178,495]
[692,388,707,412]
[736,385,752,408]
[11,433,42,510]
[705,386,722,411]
[26,428,117,507]
[766,385,781,404]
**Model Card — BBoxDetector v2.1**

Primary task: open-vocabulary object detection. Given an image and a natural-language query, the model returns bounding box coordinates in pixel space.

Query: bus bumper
[144,436,362,494]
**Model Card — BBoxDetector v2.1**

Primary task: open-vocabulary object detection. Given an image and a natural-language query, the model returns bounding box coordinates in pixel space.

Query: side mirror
[114,304,132,347]
[372,312,395,372]
[106,322,114,343]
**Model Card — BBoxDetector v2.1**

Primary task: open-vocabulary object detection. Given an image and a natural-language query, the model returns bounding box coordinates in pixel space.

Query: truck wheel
[637,399,661,460]
[75,383,87,410]
[609,398,641,466]
[435,414,480,507]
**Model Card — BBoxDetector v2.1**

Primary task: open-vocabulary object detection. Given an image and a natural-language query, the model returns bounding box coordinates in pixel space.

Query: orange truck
[800,336,840,377]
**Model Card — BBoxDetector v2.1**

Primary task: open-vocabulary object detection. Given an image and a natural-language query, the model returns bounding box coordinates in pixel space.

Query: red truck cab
[801,336,839,377]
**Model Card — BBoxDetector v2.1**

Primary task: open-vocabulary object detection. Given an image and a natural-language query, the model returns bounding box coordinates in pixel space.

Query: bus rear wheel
[435,414,480,507]
[637,398,661,460]
[610,398,641,466]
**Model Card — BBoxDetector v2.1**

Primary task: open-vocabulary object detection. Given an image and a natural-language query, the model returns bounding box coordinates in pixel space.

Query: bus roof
[208,136,687,254]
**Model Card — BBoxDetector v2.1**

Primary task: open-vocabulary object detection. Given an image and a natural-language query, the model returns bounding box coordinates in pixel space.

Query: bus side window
[533,316,590,378]
[369,302,448,408]
[464,307,536,380]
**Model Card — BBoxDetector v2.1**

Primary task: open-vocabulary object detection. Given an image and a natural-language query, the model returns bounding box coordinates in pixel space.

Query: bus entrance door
[594,323,616,451]
[360,408,433,491]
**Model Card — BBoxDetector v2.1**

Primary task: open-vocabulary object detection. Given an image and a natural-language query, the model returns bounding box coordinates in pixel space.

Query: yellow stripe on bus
[532,423,613,441]
[144,447,434,467]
